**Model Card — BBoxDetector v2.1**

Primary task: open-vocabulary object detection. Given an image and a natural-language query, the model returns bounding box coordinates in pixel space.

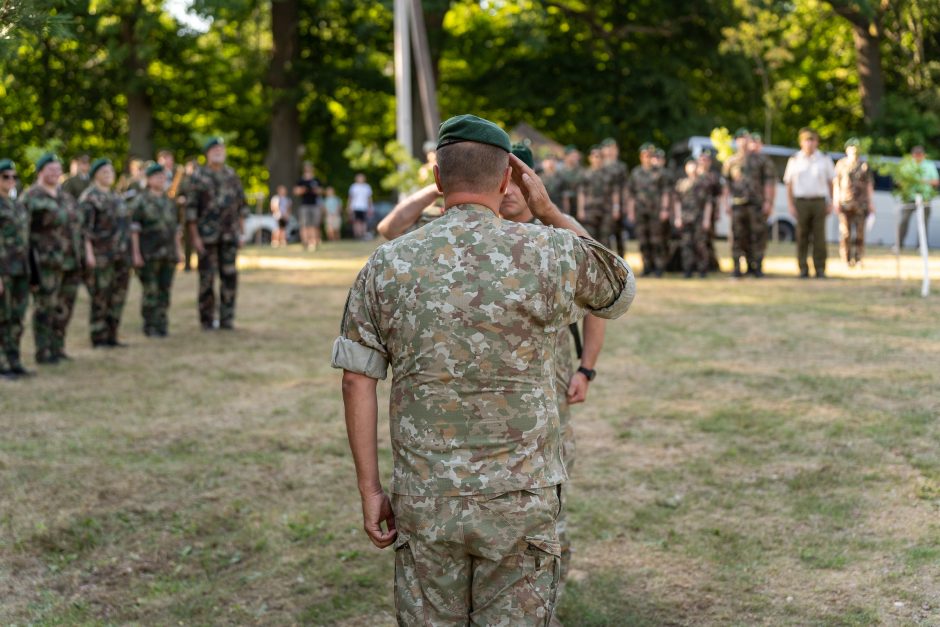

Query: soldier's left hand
[567,372,589,404]
[133,253,145,269]
[360,489,397,549]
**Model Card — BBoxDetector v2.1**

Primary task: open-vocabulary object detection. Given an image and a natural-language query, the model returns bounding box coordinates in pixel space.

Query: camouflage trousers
[198,241,238,327]
[557,397,576,604]
[582,206,615,248]
[0,274,29,370]
[731,204,764,268]
[32,264,62,360]
[138,259,176,334]
[392,487,562,626]
[55,267,83,354]
[88,261,130,344]
[634,208,668,273]
[680,215,709,274]
[839,207,866,264]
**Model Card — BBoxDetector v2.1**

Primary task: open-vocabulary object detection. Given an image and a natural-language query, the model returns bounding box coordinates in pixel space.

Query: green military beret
[203,136,225,153]
[145,162,165,177]
[639,142,656,153]
[734,128,750,139]
[436,114,511,153]
[510,143,534,168]
[699,148,715,158]
[0,159,14,174]
[845,137,860,149]
[89,158,112,178]
[589,144,602,152]
[750,132,762,142]
[654,148,666,158]
[563,144,578,155]
[35,152,60,172]
[601,137,617,147]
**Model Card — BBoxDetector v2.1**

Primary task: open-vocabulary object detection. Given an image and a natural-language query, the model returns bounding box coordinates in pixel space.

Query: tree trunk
[851,22,885,125]
[265,0,301,195]
[121,1,153,159]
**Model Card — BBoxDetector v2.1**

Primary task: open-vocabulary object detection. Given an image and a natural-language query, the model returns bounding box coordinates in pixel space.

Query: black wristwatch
[577,366,596,381]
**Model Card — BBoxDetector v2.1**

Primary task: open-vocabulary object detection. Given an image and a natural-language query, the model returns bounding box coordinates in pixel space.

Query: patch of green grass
[557,572,668,626]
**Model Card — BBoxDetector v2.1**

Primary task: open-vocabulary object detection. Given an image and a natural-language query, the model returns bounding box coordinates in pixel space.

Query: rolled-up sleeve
[555,233,635,324]
[330,260,389,379]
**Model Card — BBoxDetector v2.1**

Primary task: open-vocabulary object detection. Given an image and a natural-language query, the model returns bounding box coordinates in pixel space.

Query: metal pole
[915,193,930,297]
[394,0,413,157]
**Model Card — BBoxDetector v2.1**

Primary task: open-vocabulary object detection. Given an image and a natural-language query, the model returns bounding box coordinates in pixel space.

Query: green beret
[639,142,656,153]
[601,137,617,147]
[436,114,511,153]
[699,148,715,158]
[203,136,225,153]
[145,162,165,177]
[35,152,60,172]
[0,159,14,174]
[563,144,578,155]
[589,144,602,153]
[750,132,762,142]
[510,143,534,169]
[845,137,860,149]
[89,158,112,178]
[734,128,750,139]
[654,148,666,158]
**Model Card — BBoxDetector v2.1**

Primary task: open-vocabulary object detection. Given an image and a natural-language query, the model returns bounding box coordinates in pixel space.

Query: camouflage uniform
[184,165,248,328]
[0,195,30,372]
[578,167,614,244]
[675,174,713,275]
[605,159,629,256]
[722,153,767,271]
[834,157,871,265]
[628,166,668,274]
[130,189,178,335]
[80,186,130,345]
[559,165,583,215]
[752,152,777,262]
[332,204,635,625]
[62,174,90,201]
[543,170,565,210]
[23,186,77,361]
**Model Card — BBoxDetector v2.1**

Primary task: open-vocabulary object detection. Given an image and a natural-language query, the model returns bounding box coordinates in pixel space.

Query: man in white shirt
[347,173,373,240]
[784,128,835,278]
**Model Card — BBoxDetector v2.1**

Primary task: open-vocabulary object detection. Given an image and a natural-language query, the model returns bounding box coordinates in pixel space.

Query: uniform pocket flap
[524,536,561,557]
[393,533,410,550]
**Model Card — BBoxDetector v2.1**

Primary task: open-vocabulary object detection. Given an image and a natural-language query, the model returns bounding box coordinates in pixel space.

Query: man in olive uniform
[185,137,249,330]
[674,158,715,278]
[697,150,724,271]
[577,145,616,244]
[0,160,32,377]
[541,156,565,209]
[333,114,635,625]
[130,163,182,336]
[627,143,669,276]
[81,158,131,347]
[602,138,629,257]
[559,145,583,215]
[23,153,76,364]
[722,129,766,277]
[833,138,874,266]
[62,154,91,200]
[748,133,778,269]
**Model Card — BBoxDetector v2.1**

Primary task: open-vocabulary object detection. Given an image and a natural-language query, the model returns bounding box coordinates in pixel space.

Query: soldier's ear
[498,166,511,195]
[433,164,443,194]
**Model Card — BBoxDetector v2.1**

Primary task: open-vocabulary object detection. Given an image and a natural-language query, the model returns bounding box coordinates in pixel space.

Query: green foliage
[709,127,734,163]
[343,140,423,194]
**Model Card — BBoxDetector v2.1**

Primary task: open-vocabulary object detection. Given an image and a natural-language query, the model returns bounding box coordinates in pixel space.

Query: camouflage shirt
[23,186,79,271]
[722,152,774,206]
[130,189,179,261]
[80,186,130,263]
[605,160,629,207]
[579,167,611,214]
[184,165,249,244]
[543,171,565,209]
[0,196,29,276]
[332,204,635,496]
[628,166,667,214]
[834,158,871,210]
[559,166,583,213]
[675,174,714,221]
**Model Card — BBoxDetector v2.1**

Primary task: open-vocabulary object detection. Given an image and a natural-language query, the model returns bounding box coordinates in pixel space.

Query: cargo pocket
[393,534,427,625]
[523,535,562,623]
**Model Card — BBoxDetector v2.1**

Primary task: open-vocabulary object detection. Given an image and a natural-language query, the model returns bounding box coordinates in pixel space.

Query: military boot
[732,258,743,278]
[754,257,764,278]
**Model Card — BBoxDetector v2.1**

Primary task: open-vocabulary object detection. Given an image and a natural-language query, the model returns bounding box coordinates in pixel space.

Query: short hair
[912,145,925,154]
[799,127,818,140]
[436,142,509,194]
[157,149,173,158]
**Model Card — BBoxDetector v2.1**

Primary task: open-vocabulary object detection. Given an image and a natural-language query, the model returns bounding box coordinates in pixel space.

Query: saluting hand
[508,154,553,220]
[360,489,397,549]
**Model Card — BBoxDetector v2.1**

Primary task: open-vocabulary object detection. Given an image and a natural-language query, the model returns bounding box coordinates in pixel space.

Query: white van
[669,136,940,248]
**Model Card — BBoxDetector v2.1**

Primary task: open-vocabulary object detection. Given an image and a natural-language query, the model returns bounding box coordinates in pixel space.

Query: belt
[795,196,825,201]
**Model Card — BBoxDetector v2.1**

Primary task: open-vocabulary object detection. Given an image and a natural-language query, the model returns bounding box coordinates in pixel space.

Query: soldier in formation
[577,145,617,244]
[185,137,249,330]
[674,158,716,278]
[130,163,182,337]
[81,158,131,347]
[833,138,874,267]
[0,159,32,378]
[627,143,670,276]
[602,137,629,257]
[722,129,774,277]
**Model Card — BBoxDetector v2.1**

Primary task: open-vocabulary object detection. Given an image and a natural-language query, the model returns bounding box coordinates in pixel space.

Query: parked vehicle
[241,214,300,246]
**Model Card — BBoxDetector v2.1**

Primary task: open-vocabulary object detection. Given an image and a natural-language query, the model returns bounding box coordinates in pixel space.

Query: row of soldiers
[0,137,248,379]
[539,131,778,278]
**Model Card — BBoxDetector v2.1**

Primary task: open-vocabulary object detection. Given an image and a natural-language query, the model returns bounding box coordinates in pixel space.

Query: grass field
[1,240,939,626]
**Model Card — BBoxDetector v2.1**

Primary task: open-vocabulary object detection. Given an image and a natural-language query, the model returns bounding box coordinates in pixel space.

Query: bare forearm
[341,372,382,495]
[545,205,590,238]
[377,184,439,240]
[580,315,606,370]
[130,232,141,259]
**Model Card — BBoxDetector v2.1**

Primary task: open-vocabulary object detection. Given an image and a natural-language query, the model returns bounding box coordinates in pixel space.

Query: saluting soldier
[23,153,76,364]
[333,115,635,625]
[130,163,182,337]
[833,138,874,267]
[602,138,629,257]
[185,137,249,330]
[627,143,670,276]
[0,159,32,378]
[81,159,131,347]
[577,145,616,244]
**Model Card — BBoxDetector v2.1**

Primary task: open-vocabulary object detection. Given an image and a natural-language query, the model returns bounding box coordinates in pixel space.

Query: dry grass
[1,241,938,626]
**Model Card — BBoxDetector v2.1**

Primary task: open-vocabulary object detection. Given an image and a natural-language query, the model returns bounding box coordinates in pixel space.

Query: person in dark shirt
[293,161,322,251]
